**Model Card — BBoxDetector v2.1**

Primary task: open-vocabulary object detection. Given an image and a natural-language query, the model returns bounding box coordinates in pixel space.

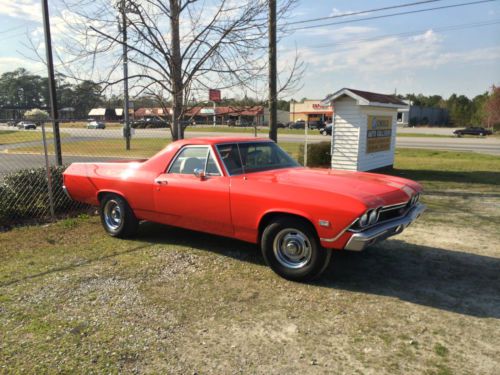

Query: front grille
[378,202,409,222]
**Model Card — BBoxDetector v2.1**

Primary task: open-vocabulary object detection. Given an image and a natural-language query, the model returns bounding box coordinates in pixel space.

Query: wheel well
[97,191,125,203]
[258,212,317,242]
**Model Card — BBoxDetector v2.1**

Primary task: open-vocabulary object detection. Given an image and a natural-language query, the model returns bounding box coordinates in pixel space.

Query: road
[2,125,499,152]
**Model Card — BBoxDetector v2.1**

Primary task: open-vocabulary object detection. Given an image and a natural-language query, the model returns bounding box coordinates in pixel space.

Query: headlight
[359,212,369,227]
[368,209,379,225]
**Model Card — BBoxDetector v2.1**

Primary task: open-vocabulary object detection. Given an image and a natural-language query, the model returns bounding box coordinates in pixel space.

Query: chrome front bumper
[344,203,426,251]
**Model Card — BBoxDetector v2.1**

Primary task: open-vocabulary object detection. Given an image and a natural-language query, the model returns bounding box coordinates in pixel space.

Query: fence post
[304,121,308,167]
[41,122,56,221]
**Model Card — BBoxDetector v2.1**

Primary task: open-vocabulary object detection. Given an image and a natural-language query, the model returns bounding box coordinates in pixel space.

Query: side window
[217,144,243,175]
[168,147,208,174]
[168,147,222,176]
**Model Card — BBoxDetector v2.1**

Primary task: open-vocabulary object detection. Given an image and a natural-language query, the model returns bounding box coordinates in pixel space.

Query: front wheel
[99,194,138,238]
[261,217,331,281]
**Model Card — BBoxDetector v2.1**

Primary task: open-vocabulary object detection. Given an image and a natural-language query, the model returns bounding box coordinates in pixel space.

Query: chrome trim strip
[344,203,426,251]
[379,203,407,212]
[320,217,359,243]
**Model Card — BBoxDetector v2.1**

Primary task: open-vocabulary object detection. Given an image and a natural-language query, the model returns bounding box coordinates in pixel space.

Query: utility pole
[121,0,131,150]
[41,0,63,165]
[268,0,277,142]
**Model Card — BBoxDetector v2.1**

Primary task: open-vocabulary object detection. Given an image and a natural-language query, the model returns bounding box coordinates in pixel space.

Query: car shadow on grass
[135,221,264,265]
[137,222,500,318]
[319,239,500,319]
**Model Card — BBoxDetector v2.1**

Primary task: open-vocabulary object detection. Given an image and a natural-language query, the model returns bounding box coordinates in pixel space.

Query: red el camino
[63,137,425,281]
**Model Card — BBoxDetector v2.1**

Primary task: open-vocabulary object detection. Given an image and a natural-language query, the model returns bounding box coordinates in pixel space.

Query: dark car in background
[132,117,169,129]
[319,124,332,136]
[453,127,493,137]
[289,120,306,129]
[307,120,325,130]
[17,121,37,130]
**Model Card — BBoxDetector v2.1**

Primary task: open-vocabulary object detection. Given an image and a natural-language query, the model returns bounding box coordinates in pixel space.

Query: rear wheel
[99,194,138,238]
[261,217,331,281]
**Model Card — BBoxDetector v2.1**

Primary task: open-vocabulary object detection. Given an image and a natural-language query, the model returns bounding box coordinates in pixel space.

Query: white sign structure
[322,88,407,171]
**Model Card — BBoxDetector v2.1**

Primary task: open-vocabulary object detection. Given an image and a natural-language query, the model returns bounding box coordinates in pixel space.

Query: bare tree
[53,0,301,141]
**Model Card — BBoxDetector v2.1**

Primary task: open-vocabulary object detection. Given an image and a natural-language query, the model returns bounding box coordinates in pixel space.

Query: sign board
[200,108,215,115]
[209,89,221,102]
[366,115,392,153]
[312,103,333,111]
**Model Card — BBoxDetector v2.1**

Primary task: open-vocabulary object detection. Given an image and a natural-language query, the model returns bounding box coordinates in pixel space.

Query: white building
[322,88,407,171]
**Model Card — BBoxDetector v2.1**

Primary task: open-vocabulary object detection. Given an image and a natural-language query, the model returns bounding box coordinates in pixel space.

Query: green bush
[298,141,331,168]
[0,166,84,226]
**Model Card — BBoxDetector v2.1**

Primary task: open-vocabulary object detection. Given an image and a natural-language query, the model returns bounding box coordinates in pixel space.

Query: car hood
[246,167,422,207]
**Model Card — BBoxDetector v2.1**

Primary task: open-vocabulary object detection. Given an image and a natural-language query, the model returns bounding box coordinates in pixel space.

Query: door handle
[154,177,168,185]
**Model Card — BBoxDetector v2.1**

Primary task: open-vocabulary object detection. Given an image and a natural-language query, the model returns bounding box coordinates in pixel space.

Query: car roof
[174,137,274,146]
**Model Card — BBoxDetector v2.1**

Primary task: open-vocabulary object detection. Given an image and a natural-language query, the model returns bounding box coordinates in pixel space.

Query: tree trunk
[169,0,184,141]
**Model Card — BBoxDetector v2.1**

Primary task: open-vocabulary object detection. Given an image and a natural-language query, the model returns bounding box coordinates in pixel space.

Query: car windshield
[217,141,299,175]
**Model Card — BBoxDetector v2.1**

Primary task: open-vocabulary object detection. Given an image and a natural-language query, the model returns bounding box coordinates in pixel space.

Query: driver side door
[153,146,233,237]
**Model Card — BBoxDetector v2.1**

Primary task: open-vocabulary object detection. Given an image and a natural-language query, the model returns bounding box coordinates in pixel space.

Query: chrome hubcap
[273,229,312,269]
[104,200,122,230]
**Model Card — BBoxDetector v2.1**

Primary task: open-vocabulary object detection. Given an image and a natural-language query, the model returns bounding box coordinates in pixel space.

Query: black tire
[261,217,331,281]
[99,194,138,238]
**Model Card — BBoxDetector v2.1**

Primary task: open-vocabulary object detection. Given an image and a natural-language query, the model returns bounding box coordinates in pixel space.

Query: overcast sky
[0,0,499,100]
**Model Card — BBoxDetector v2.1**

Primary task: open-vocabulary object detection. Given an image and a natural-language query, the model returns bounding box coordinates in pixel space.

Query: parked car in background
[63,137,425,281]
[16,121,37,130]
[289,120,306,129]
[180,119,196,129]
[276,122,286,128]
[319,124,332,136]
[453,127,493,137]
[132,117,169,129]
[308,120,325,130]
[87,120,106,129]
[236,119,254,127]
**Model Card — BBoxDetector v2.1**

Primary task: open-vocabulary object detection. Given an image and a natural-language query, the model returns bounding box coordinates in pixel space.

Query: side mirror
[193,168,206,179]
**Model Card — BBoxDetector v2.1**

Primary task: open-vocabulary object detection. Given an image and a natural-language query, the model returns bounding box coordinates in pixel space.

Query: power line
[288,0,499,31]
[287,0,446,26]
[304,19,500,49]
[0,25,28,35]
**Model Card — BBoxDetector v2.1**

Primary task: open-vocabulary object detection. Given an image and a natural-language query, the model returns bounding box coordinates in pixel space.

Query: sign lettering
[366,115,392,153]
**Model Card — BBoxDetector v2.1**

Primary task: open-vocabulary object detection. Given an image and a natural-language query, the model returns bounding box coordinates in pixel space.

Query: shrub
[0,166,86,226]
[298,141,331,168]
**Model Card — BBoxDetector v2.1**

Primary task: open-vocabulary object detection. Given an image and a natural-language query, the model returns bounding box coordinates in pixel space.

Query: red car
[63,137,425,281]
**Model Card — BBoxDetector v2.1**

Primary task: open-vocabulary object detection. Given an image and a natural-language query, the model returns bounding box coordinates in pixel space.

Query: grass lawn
[1,148,499,373]
[188,125,309,135]
[0,130,54,145]
[15,138,170,158]
[13,137,303,160]
[392,148,500,192]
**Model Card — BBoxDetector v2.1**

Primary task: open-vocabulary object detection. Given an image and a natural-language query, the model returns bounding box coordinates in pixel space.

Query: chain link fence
[0,120,283,227]
[0,120,174,227]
